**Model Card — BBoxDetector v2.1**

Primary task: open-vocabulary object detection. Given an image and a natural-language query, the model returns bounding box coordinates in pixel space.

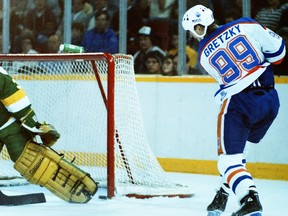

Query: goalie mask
[182,5,214,41]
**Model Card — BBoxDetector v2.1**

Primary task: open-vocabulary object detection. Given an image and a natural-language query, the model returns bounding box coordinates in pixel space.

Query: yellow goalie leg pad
[14,141,98,203]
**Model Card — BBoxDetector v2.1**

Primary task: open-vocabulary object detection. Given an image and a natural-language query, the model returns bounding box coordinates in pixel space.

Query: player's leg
[207,143,250,215]
[217,90,280,215]
[13,140,98,203]
[233,89,279,215]
[2,122,98,203]
[218,154,262,216]
[230,90,279,216]
[208,97,262,216]
[207,178,229,215]
[1,122,33,162]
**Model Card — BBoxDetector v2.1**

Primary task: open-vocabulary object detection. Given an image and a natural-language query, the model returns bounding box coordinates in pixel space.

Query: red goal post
[0,53,194,199]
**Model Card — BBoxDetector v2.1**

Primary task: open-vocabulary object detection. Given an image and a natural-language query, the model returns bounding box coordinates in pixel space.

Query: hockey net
[0,53,193,198]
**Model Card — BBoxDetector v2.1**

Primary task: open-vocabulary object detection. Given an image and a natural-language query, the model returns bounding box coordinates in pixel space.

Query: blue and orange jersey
[198,17,286,104]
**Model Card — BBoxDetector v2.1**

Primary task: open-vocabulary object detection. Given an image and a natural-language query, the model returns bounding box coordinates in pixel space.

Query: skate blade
[207,210,222,216]
[249,212,262,216]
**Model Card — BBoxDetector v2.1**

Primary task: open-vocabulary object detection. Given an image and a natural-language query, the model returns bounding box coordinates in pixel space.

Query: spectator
[81,10,118,53]
[255,0,288,32]
[109,0,120,7]
[72,0,93,27]
[71,22,85,46]
[45,34,62,53]
[132,0,151,25]
[145,51,163,74]
[149,0,176,19]
[25,0,62,23]
[223,8,242,23]
[12,30,39,73]
[172,54,195,75]
[111,0,144,54]
[47,0,62,23]
[9,0,29,53]
[187,0,214,10]
[169,0,178,21]
[167,27,198,74]
[134,26,166,74]
[161,54,176,76]
[19,31,38,54]
[213,0,259,24]
[24,0,58,52]
[38,34,64,74]
[86,0,118,30]
[279,0,288,28]
[56,0,93,37]
[210,0,225,24]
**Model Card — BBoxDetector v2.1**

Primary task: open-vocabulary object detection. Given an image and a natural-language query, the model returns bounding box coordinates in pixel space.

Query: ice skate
[231,190,262,216]
[207,187,229,216]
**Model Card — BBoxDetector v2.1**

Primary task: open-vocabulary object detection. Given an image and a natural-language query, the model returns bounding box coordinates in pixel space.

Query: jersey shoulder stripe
[1,88,27,107]
[263,39,285,59]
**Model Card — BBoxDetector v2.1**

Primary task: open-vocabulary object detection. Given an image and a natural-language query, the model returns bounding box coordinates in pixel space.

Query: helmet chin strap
[190,32,202,42]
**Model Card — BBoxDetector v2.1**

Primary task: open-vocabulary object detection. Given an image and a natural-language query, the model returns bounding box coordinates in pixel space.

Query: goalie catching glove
[20,109,60,147]
[14,141,98,203]
[37,123,60,147]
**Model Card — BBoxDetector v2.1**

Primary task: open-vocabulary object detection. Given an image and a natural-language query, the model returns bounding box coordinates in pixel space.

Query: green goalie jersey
[0,67,35,130]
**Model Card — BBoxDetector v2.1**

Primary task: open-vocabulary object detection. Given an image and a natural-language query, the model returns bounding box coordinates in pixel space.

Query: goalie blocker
[14,141,98,203]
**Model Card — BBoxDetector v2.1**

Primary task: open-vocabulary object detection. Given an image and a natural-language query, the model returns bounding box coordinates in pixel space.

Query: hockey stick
[0,190,46,206]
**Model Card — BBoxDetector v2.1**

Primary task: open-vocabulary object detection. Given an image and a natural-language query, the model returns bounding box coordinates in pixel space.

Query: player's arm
[0,70,59,146]
[254,22,286,65]
[14,105,60,147]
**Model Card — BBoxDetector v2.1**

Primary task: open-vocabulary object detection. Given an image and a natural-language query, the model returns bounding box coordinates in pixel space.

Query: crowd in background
[0,0,287,75]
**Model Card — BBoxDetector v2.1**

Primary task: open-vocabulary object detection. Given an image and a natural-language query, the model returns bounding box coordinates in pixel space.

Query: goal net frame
[0,53,193,199]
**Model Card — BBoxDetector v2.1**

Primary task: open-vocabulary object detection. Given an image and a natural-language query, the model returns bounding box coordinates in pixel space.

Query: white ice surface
[1,173,287,216]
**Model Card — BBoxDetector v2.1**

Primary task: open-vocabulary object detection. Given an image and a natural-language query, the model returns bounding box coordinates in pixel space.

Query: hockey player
[182,5,286,216]
[0,66,97,203]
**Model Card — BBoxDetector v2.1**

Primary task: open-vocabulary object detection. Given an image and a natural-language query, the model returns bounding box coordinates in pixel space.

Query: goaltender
[0,66,97,203]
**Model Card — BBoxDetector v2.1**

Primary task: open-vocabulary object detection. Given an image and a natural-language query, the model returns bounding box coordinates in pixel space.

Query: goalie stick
[0,190,46,206]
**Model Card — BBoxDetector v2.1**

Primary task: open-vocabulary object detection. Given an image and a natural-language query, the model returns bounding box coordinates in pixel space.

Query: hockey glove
[37,123,60,147]
[20,109,60,147]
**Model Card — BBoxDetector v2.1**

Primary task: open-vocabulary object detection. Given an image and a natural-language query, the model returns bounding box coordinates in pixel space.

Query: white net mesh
[0,53,193,197]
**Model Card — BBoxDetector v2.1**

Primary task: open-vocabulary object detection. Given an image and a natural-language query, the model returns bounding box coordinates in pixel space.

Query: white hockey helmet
[182,5,214,40]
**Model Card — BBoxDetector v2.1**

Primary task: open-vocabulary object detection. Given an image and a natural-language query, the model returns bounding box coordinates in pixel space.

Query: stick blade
[0,191,46,206]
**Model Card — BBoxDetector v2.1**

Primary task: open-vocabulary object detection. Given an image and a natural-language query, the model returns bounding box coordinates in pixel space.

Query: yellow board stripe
[12,74,288,83]
[135,75,216,83]
[12,74,97,81]
[1,88,26,106]
[55,154,288,181]
[59,151,107,167]
[135,75,288,84]
[157,158,288,181]
[1,147,287,180]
